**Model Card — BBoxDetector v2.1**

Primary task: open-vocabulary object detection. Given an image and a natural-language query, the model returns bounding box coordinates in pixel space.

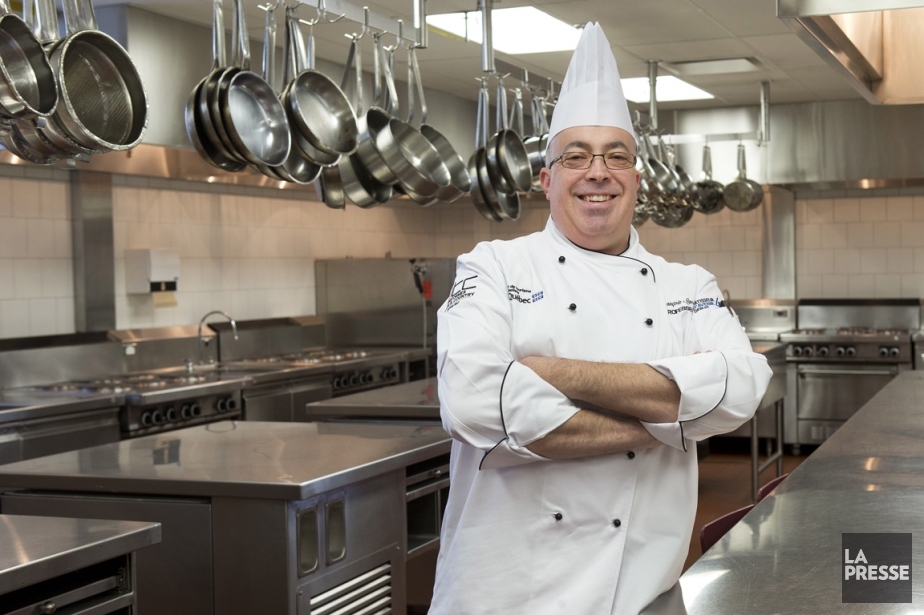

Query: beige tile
[42,259,72,298]
[0,178,11,218]
[13,259,42,299]
[845,221,874,248]
[694,226,722,252]
[805,249,834,275]
[53,220,72,258]
[832,249,860,274]
[900,221,924,247]
[27,219,55,258]
[182,258,203,293]
[901,274,924,299]
[820,223,847,249]
[0,259,12,300]
[12,179,41,218]
[708,252,735,277]
[797,224,821,251]
[219,194,239,226]
[858,197,886,223]
[28,298,57,335]
[886,196,914,221]
[137,189,161,224]
[887,248,914,273]
[720,226,745,251]
[0,218,27,257]
[874,274,902,298]
[0,299,29,338]
[913,196,924,221]
[873,222,902,247]
[821,274,849,298]
[914,247,924,273]
[860,248,888,274]
[803,199,834,225]
[848,274,875,298]
[833,198,859,222]
[732,250,760,277]
[40,182,68,219]
[55,297,75,333]
[672,229,697,252]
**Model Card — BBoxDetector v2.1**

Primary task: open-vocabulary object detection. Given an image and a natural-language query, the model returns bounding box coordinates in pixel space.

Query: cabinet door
[20,409,120,460]
[243,389,293,422]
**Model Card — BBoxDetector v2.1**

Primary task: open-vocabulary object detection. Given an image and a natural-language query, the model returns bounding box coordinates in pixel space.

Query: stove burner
[790,329,825,335]
[837,327,909,336]
[34,374,210,395]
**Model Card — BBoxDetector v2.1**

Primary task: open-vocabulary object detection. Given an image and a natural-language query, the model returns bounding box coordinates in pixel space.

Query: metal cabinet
[0,408,120,465]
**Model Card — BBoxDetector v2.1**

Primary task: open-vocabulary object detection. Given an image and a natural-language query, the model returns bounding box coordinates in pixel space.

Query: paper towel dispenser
[126,248,180,294]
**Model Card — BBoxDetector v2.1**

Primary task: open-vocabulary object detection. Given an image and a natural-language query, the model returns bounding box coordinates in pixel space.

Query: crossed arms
[519,357,678,459]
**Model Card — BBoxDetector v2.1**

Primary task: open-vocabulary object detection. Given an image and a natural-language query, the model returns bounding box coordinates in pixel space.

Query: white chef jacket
[430,217,772,615]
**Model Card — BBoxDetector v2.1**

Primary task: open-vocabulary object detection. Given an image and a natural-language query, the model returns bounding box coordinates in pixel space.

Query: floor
[684,438,809,571]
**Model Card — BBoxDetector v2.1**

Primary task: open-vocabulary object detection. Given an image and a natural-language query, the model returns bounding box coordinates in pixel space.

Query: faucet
[198,310,238,365]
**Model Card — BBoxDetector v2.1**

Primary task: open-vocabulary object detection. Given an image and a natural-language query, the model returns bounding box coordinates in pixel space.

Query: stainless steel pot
[485,78,531,194]
[218,0,290,168]
[48,0,148,152]
[693,144,724,214]
[723,143,763,212]
[0,0,56,120]
[284,5,357,158]
[468,78,503,221]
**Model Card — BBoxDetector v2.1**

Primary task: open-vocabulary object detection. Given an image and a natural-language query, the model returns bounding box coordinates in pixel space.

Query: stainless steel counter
[305,377,439,421]
[653,370,924,613]
[0,514,160,593]
[0,391,123,425]
[0,421,451,500]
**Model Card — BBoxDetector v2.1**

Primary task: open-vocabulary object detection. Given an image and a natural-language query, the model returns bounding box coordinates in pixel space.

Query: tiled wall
[635,205,764,300]
[795,196,924,299]
[111,184,551,330]
[0,176,74,338]
[8,169,924,339]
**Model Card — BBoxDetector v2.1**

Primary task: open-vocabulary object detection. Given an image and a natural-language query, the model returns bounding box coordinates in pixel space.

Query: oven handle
[798,367,898,377]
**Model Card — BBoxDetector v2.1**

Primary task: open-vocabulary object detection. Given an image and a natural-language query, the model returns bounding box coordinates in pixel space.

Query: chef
[430,22,772,615]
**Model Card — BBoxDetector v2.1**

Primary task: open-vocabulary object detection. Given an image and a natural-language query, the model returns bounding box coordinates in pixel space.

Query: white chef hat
[547,22,636,146]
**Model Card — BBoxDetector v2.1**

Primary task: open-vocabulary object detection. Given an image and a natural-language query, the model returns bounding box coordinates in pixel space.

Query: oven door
[797,363,899,422]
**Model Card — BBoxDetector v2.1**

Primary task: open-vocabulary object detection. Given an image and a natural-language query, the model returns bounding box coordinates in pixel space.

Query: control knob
[226,398,238,412]
[363,372,374,384]
[191,403,202,417]
[216,398,227,412]
[889,347,901,357]
[166,407,179,422]
[151,410,165,424]
[846,347,856,357]
[817,346,829,357]
[879,347,889,358]
[181,404,193,419]
[141,412,154,427]
[332,377,342,390]
[792,346,802,357]
[349,374,359,386]
[802,346,814,357]
[835,346,845,357]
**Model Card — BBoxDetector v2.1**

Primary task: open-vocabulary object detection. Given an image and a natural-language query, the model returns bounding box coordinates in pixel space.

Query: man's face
[539,125,641,255]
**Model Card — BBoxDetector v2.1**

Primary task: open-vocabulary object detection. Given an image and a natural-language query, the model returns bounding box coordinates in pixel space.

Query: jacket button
[553,512,563,521]
[558,256,566,263]
[640,268,648,276]
[568,303,577,311]
[627,451,635,459]
[645,318,653,326]
[612,519,622,528]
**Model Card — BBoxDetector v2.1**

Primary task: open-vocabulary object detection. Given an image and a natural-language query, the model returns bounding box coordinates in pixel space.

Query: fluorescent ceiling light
[428,8,581,55]
[664,58,760,76]
[621,76,714,103]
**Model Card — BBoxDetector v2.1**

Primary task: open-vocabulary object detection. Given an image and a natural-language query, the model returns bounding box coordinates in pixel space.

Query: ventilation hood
[778,0,924,104]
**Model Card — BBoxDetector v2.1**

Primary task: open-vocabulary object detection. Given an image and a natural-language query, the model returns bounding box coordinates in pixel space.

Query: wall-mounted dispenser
[125,248,180,307]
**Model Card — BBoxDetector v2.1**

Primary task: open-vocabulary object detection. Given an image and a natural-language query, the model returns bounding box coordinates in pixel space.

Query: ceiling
[99,0,862,109]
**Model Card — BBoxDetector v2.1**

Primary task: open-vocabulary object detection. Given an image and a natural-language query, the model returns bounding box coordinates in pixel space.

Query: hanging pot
[723,143,763,212]
[694,144,724,214]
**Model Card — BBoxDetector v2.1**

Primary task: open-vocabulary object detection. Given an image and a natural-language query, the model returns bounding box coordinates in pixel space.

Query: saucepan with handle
[467,77,501,222]
[723,143,763,212]
[693,144,724,214]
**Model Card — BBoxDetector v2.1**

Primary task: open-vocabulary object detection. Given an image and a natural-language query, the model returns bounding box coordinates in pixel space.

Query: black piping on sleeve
[677,351,730,453]
[479,360,517,470]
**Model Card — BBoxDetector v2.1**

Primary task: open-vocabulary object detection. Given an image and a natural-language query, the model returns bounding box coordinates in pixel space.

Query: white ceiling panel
[120,0,867,110]
[687,0,793,37]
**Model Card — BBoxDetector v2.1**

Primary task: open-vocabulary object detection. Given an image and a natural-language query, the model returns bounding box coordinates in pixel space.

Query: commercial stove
[779,299,919,453]
[26,371,248,439]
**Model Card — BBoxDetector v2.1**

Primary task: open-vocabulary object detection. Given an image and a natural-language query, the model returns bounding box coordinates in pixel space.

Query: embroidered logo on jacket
[666,297,724,315]
[508,285,542,304]
[446,276,477,310]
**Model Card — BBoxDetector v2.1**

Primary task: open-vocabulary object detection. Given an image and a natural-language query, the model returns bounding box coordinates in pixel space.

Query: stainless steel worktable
[306,377,439,420]
[646,370,924,614]
[0,421,451,500]
[0,514,160,594]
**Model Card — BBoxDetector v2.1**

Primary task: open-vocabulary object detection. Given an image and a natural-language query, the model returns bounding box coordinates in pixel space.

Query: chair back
[699,504,754,553]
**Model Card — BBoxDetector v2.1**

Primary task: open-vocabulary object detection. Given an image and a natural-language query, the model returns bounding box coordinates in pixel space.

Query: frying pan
[723,143,763,212]
[640,128,678,198]
[218,0,290,167]
[694,144,724,214]
[0,0,56,120]
[354,33,398,185]
[373,43,449,199]
[409,46,469,203]
[48,0,148,152]
[284,5,357,158]
[316,164,346,209]
[468,80,501,221]
[477,146,520,220]
[185,0,245,172]
[485,78,531,193]
[336,33,392,207]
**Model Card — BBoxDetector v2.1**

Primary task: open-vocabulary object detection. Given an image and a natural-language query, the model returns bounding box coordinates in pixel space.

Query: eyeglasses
[548,151,637,171]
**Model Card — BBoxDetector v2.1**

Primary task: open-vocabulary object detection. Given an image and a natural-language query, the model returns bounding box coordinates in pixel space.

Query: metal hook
[317,0,345,24]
